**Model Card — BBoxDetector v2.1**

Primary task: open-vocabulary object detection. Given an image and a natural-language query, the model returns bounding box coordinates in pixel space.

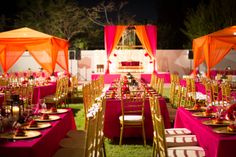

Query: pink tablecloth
[0,94,4,107]
[0,108,76,157]
[175,107,236,157]
[32,83,57,104]
[141,72,170,84]
[180,79,206,94]
[104,97,171,140]
[91,74,121,84]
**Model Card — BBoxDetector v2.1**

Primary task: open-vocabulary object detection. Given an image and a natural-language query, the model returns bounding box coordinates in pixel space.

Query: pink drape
[145,25,157,57]
[104,25,127,74]
[104,25,157,73]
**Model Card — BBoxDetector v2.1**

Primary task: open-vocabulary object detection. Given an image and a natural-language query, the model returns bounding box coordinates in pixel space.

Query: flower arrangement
[226,103,236,120]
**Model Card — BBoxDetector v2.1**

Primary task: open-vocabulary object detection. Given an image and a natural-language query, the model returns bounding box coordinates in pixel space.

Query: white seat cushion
[119,115,143,122]
[168,146,205,157]
[165,128,192,136]
[166,135,198,147]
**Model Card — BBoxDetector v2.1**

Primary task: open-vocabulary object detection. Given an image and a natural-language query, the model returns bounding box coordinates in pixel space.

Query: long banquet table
[32,82,57,104]
[104,96,171,140]
[0,83,57,107]
[175,107,236,157]
[0,108,76,157]
[91,74,121,84]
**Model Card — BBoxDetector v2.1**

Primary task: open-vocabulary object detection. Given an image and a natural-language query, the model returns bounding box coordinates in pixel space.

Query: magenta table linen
[140,74,152,83]
[0,109,76,157]
[175,107,236,157]
[32,83,57,104]
[104,97,170,140]
[141,73,171,84]
[91,74,121,84]
[0,94,4,107]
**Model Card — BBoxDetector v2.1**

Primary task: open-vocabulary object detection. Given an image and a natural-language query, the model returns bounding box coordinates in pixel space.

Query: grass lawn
[69,103,152,157]
[68,85,170,157]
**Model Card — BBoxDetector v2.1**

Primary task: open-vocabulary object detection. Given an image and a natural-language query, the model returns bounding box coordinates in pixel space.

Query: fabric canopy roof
[104,25,157,74]
[193,26,236,77]
[0,27,69,74]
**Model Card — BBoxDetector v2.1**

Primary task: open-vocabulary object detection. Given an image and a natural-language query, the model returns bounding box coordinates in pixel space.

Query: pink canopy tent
[104,25,157,74]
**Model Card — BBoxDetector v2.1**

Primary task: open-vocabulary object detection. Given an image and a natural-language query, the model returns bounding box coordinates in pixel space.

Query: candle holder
[10,95,24,122]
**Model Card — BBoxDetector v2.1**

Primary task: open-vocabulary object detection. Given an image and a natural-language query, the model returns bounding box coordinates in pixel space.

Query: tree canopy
[182,0,236,48]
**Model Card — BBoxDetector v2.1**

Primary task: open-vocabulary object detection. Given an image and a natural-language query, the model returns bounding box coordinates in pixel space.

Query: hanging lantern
[108,60,112,64]
[149,61,153,64]
[114,53,117,57]
[144,53,149,57]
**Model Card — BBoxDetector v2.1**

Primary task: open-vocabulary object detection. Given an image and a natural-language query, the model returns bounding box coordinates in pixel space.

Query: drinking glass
[40,99,47,112]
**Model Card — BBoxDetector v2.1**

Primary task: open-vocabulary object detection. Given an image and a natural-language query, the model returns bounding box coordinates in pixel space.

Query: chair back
[120,90,146,119]
[205,81,213,104]
[95,97,106,156]
[150,73,157,88]
[155,114,168,157]
[149,95,161,157]
[85,111,98,157]
[211,81,219,103]
[221,82,231,105]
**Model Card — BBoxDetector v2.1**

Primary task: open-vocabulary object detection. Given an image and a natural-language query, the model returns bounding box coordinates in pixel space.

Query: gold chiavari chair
[82,83,93,129]
[221,82,231,105]
[155,115,205,157]
[158,78,164,96]
[152,76,159,92]
[60,77,69,107]
[19,84,34,108]
[44,77,63,108]
[186,78,197,107]
[0,77,9,86]
[150,72,157,88]
[169,81,177,106]
[94,97,106,157]
[150,95,193,144]
[150,96,193,157]
[69,75,82,103]
[119,90,146,146]
[59,99,104,150]
[211,81,219,105]
[53,111,98,157]
[205,81,213,104]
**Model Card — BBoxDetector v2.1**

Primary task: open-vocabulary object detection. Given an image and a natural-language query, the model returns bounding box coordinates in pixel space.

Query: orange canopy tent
[0,27,69,74]
[193,26,236,77]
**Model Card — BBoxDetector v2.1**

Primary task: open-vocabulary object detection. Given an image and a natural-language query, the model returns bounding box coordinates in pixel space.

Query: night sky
[0,0,201,26]
[0,0,202,48]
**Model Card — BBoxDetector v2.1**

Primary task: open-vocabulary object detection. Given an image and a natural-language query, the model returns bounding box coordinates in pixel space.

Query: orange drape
[109,26,127,59]
[135,25,156,72]
[0,44,25,72]
[205,38,234,77]
[135,26,154,59]
[192,35,208,74]
[192,26,236,78]
[0,27,69,74]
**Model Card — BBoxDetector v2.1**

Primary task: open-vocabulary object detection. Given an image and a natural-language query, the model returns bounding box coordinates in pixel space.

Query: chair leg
[142,123,146,146]
[119,125,124,146]
[152,141,156,157]
[102,140,106,157]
